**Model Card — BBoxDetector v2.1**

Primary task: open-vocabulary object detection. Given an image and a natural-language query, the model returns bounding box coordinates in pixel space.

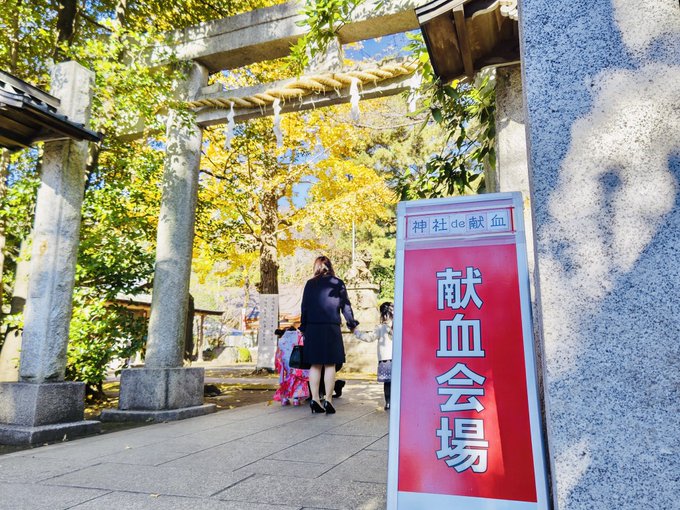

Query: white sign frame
[386,192,550,510]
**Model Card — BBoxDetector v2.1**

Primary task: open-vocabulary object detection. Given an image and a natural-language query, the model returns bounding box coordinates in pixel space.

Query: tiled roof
[415,0,520,83]
[0,69,101,151]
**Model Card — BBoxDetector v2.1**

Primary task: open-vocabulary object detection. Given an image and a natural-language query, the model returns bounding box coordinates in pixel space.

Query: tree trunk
[54,0,78,61]
[255,185,279,371]
[184,294,195,361]
[8,0,22,72]
[0,149,10,314]
[115,0,127,26]
[0,239,31,382]
[259,189,279,294]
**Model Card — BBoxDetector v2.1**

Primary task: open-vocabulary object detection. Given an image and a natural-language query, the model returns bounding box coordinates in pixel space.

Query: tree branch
[199,167,230,180]
[351,119,424,130]
[77,9,112,32]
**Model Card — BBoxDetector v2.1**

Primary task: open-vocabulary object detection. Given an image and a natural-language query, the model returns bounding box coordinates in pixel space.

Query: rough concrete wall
[519,0,680,508]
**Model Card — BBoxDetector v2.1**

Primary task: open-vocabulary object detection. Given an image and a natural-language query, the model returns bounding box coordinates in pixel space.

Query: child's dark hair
[379,302,393,323]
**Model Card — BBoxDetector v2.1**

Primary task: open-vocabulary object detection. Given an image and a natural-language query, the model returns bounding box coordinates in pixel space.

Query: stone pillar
[255,294,278,370]
[346,283,380,329]
[0,61,100,444]
[342,251,381,373]
[495,64,536,287]
[495,66,530,199]
[344,282,380,373]
[0,331,21,383]
[101,62,215,423]
[519,1,680,508]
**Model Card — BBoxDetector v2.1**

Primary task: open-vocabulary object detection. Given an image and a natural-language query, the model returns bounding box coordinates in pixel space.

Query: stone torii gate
[101,0,436,422]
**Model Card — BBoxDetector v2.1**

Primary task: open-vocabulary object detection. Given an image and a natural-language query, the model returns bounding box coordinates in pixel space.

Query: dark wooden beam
[452,8,475,79]
[0,126,32,150]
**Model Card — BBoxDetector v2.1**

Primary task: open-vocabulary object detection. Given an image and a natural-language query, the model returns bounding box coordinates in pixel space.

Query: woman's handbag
[289,344,311,370]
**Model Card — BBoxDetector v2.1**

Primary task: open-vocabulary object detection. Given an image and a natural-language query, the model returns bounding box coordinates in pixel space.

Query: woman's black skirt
[302,323,345,365]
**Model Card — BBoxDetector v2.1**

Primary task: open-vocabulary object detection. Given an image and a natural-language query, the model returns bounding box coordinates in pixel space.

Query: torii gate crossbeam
[153,0,421,73]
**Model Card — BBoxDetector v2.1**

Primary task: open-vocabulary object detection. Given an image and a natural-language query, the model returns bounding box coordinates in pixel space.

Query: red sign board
[387,193,549,509]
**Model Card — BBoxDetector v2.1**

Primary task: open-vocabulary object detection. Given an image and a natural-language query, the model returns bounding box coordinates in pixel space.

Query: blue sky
[344,31,418,62]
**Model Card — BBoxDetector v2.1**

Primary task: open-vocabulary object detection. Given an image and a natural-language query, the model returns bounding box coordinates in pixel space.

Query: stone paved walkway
[0,380,389,510]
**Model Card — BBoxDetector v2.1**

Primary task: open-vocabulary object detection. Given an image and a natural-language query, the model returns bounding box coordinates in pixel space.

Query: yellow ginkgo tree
[197,103,396,294]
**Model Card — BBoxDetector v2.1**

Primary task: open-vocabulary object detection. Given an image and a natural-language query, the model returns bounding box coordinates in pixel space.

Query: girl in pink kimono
[273,327,310,406]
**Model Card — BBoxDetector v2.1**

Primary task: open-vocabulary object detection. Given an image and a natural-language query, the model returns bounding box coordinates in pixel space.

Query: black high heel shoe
[323,400,336,414]
[310,400,326,413]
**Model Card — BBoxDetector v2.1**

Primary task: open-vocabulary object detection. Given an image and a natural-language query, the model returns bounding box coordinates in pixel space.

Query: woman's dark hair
[313,256,335,277]
[380,301,393,323]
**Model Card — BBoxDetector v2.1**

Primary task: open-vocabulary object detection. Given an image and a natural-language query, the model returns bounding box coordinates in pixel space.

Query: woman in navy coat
[300,256,359,414]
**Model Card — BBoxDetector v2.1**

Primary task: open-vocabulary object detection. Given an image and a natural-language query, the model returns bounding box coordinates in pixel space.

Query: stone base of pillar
[100,404,215,423]
[0,381,100,445]
[99,367,215,423]
[0,420,101,445]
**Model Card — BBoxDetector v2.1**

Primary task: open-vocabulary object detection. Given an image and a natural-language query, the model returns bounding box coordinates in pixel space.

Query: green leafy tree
[0,0,280,391]
[0,149,41,337]
[397,33,495,198]
[65,143,163,395]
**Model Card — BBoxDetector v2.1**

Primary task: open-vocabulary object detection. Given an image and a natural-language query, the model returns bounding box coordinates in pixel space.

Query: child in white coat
[354,302,393,410]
